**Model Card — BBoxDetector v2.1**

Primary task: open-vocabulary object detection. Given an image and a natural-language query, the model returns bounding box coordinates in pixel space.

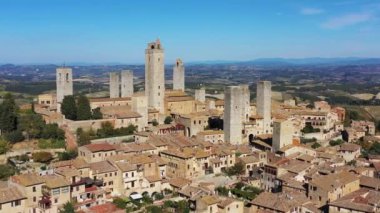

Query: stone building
[272,119,294,152]
[145,39,165,113]
[256,81,272,134]
[224,86,243,145]
[56,67,73,111]
[195,88,206,103]
[173,58,185,91]
[121,70,134,97]
[240,84,251,122]
[109,72,120,98]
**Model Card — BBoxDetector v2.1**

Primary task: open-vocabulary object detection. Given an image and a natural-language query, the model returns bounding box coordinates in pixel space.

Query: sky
[1,0,380,64]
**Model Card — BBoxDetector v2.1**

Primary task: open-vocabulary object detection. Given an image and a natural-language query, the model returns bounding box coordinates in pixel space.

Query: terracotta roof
[166,95,194,102]
[338,143,361,152]
[200,195,220,205]
[11,173,45,186]
[89,97,131,102]
[0,186,26,204]
[43,175,70,189]
[251,191,309,212]
[310,171,359,192]
[329,188,380,213]
[87,202,124,213]
[168,177,191,189]
[145,175,161,183]
[360,176,380,190]
[90,161,118,174]
[83,143,115,152]
[115,162,137,172]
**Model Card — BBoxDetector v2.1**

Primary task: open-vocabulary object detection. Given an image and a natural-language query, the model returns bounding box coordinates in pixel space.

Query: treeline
[76,122,137,146]
[0,93,65,154]
[61,95,102,120]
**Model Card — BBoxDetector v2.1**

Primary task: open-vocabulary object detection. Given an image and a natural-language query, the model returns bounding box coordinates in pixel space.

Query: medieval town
[0,38,378,213]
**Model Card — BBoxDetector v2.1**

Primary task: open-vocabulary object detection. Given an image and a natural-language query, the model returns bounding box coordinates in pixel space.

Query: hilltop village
[0,39,379,213]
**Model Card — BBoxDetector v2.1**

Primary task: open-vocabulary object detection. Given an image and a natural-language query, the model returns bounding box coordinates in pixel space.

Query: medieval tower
[56,67,73,111]
[224,86,243,145]
[121,70,134,97]
[257,81,272,133]
[240,84,251,122]
[145,39,165,113]
[109,72,120,98]
[173,58,185,91]
[272,119,293,152]
[195,88,206,103]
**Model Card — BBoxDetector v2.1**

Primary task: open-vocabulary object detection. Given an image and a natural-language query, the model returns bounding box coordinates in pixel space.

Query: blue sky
[1,0,380,64]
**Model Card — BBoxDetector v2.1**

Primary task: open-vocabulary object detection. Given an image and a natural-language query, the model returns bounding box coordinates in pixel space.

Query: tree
[92,107,103,119]
[112,197,127,209]
[164,116,173,124]
[329,139,344,146]
[226,161,245,176]
[0,139,10,154]
[0,164,16,180]
[76,95,92,120]
[76,128,92,146]
[61,95,77,120]
[152,119,159,126]
[41,124,65,140]
[18,113,44,139]
[0,93,18,133]
[32,151,53,163]
[58,150,78,161]
[311,142,321,149]
[97,122,115,138]
[59,202,75,213]
[5,130,25,143]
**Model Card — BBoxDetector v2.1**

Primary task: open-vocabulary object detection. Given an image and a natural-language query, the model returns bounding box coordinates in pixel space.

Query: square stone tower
[109,72,120,98]
[121,70,134,97]
[56,67,73,111]
[224,86,243,145]
[257,81,272,133]
[173,58,185,91]
[132,95,148,131]
[145,39,165,113]
[272,119,293,152]
[239,84,251,122]
[195,88,206,103]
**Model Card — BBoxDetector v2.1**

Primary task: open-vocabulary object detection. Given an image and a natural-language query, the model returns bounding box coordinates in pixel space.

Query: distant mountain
[189,57,380,66]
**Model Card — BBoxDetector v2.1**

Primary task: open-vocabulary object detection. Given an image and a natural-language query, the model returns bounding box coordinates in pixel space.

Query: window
[52,188,60,195]
[62,187,69,193]
[55,198,58,203]
[32,186,36,192]
[109,181,113,185]
[33,197,36,202]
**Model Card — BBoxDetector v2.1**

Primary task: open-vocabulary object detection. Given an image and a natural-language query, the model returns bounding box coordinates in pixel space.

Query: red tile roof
[83,143,115,152]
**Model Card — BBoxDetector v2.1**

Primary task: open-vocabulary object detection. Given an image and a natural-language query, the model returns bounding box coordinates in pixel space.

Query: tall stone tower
[257,81,272,133]
[173,58,185,91]
[224,86,243,145]
[109,72,120,98]
[145,39,165,113]
[121,70,134,97]
[56,67,73,111]
[195,88,206,103]
[240,84,251,122]
[132,95,148,131]
[272,119,293,152]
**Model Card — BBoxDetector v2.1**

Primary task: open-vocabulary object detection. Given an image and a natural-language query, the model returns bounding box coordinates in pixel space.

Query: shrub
[152,119,159,126]
[5,130,25,143]
[38,139,65,149]
[0,164,16,180]
[32,151,53,163]
[164,116,173,124]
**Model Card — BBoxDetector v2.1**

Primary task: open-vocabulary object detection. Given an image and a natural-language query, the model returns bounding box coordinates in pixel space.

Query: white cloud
[321,13,372,29]
[300,8,324,15]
